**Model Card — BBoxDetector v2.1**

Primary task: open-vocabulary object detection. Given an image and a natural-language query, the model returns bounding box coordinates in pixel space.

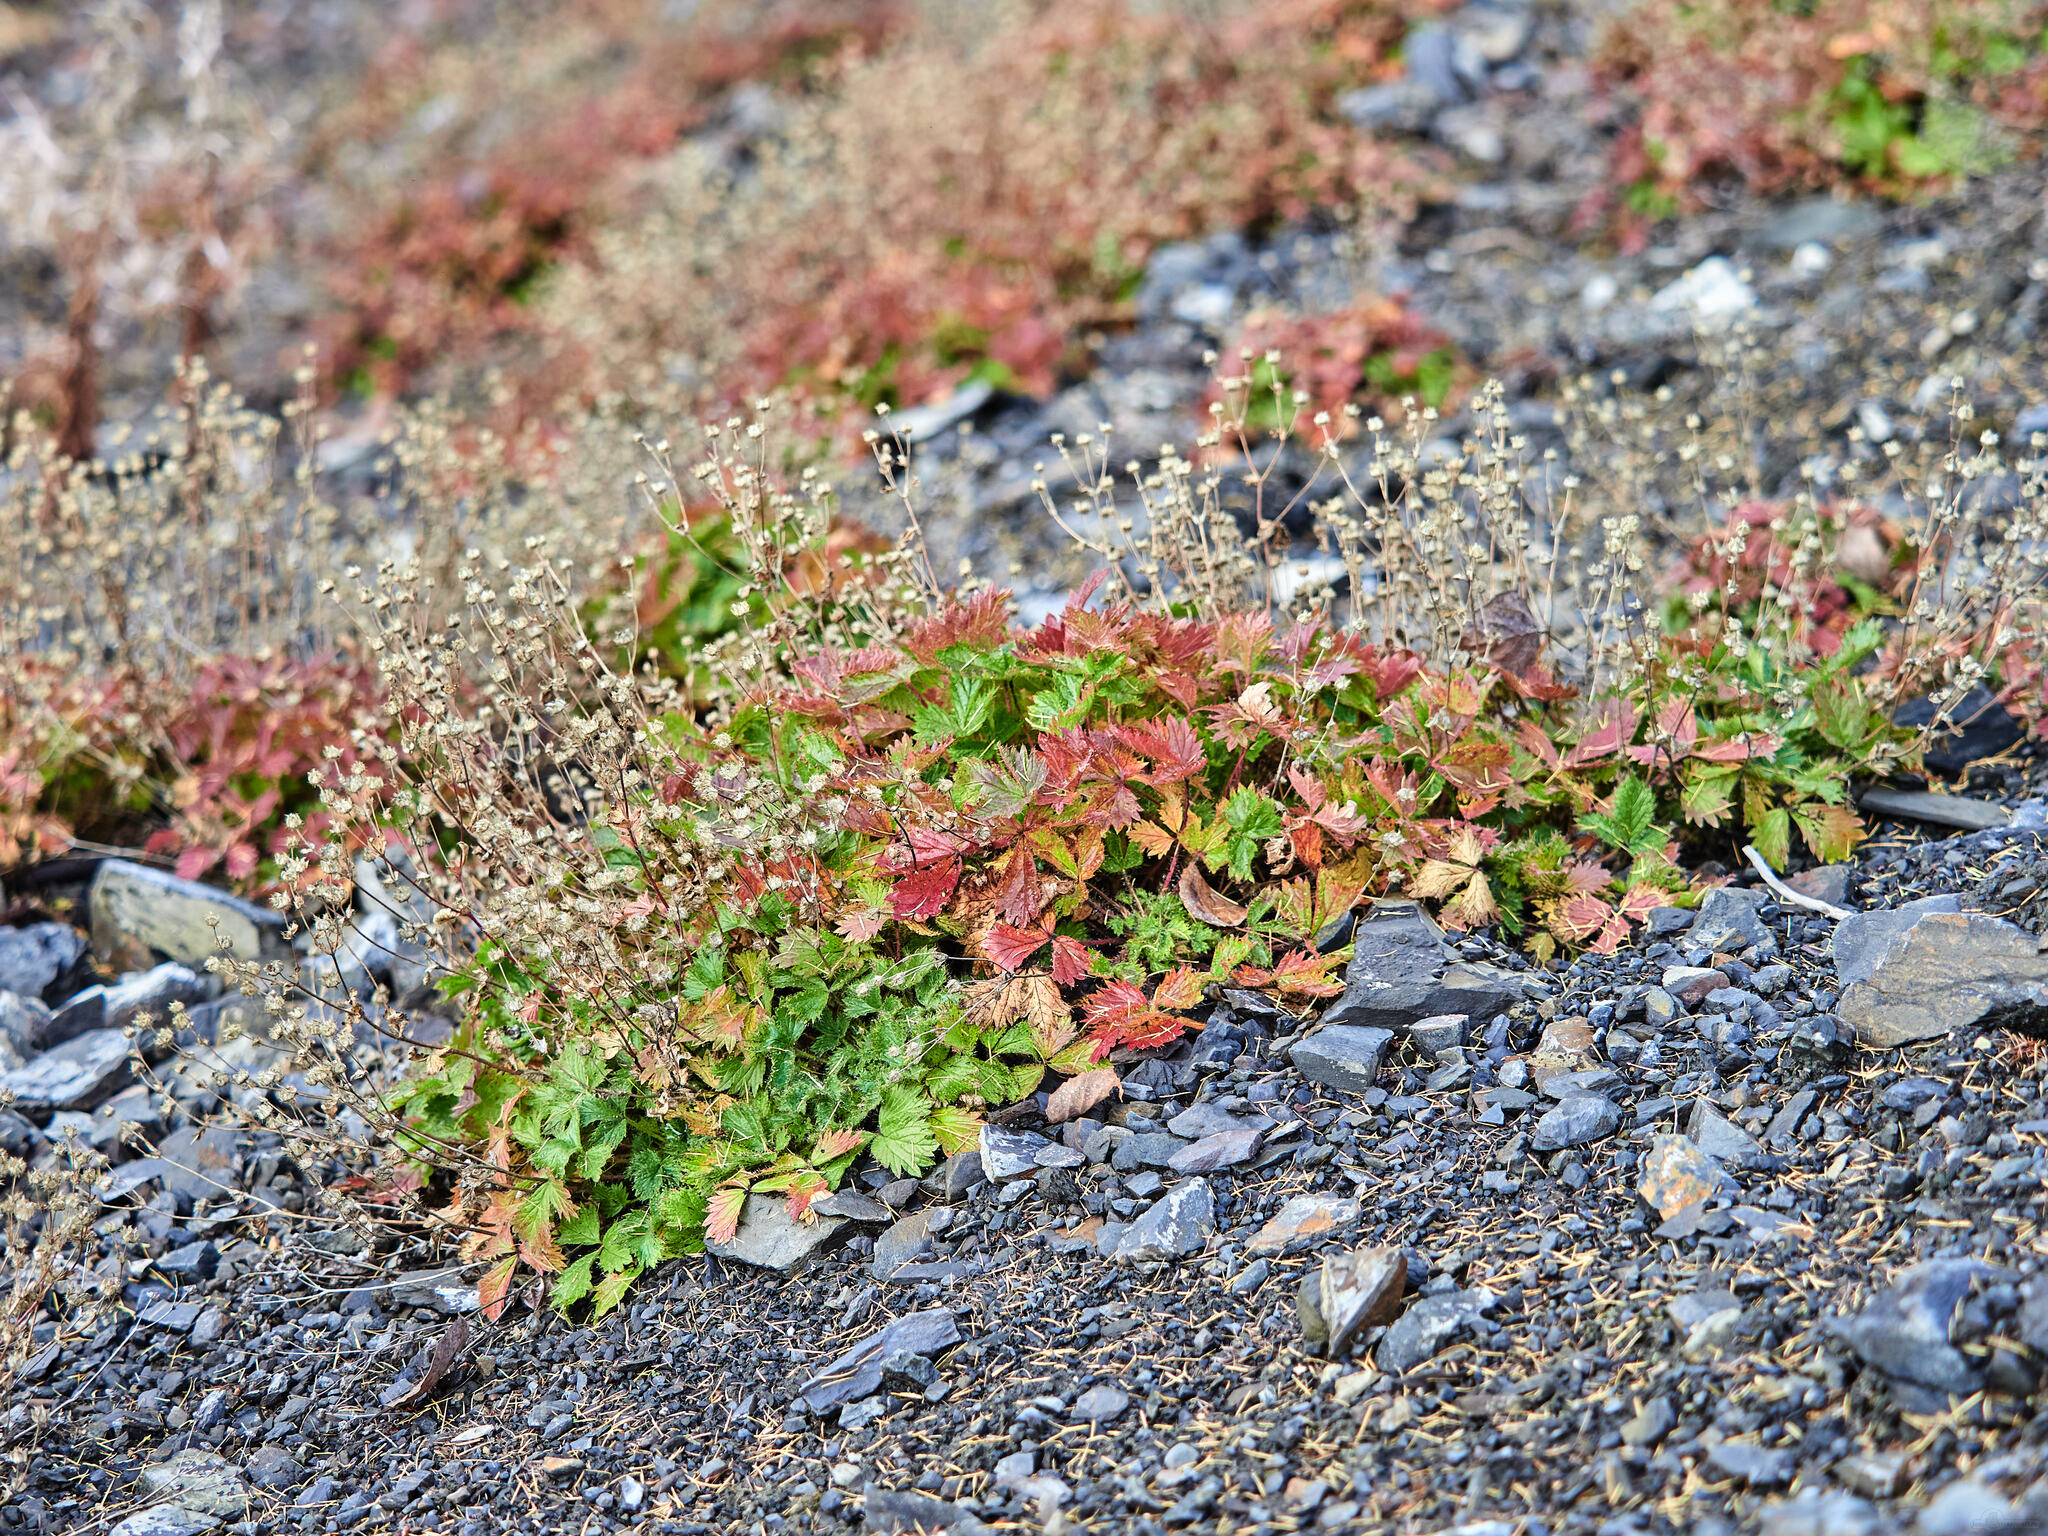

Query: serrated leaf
[589,1266,637,1318]
[551,1252,597,1311]
[1752,806,1793,871]
[871,1087,941,1176]
[1792,799,1865,863]
[929,1104,984,1154]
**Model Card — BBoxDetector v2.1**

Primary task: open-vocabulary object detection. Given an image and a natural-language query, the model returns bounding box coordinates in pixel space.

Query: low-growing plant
[252,357,2046,1316]
[1591,0,2048,239]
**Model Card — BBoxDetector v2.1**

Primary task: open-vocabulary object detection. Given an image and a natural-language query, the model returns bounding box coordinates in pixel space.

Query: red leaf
[1049,935,1093,986]
[1151,967,1207,1012]
[996,848,1042,925]
[889,857,961,919]
[1116,715,1207,785]
[985,921,1052,972]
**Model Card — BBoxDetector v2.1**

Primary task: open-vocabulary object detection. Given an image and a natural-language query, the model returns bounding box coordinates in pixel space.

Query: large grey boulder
[90,862,293,972]
[1833,899,2048,1046]
[1321,900,1531,1031]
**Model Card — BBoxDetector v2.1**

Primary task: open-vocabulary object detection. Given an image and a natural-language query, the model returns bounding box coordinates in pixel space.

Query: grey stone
[1759,196,1882,249]
[389,1267,481,1314]
[1377,1289,1496,1374]
[158,1240,219,1280]
[1859,786,2011,832]
[1290,1026,1395,1093]
[1165,1101,1272,1139]
[1687,1102,1770,1170]
[1663,966,1727,1004]
[1620,1398,1674,1447]
[1321,900,1529,1033]
[1531,1092,1621,1152]
[242,1447,306,1492]
[1111,1133,1188,1173]
[139,1300,204,1330]
[1914,1481,2029,1536]
[190,1309,226,1348]
[1167,1127,1263,1174]
[157,1125,241,1201]
[707,1196,846,1272]
[926,1151,985,1199]
[1247,1194,1362,1256]
[1405,1012,1468,1060]
[863,1490,993,1535]
[1539,1066,1623,1099]
[1834,903,2048,1046]
[90,861,292,972]
[1230,1257,1270,1295]
[873,1209,941,1281]
[1113,1180,1214,1262]
[1788,866,1855,909]
[1833,1453,1907,1501]
[812,1189,892,1223]
[977,1126,1049,1181]
[136,1450,249,1519]
[1,1028,134,1118]
[1707,1439,1791,1488]
[1894,687,2025,778]
[109,1511,219,1536]
[798,1309,961,1414]
[1757,1492,1884,1536]
[0,990,50,1059]
[1320,1246,1406,1358]
[1645,906,1694,936]
[1831,1258,2002,1393]
[0,922,86,1001]
[1692,886,1772,953]
[1071,1384,1130,1424]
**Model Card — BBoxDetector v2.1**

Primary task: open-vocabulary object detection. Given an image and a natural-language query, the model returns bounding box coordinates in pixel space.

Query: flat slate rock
[1893,687,2024,776]
[0,921,87,1001]
[1833,903,2048,1046]
[1113,1179,1214,1263]
[706,1195,846,1273]
[1247,1194,1362,1257]
[1321,899,1530,1031]
[1858,786,2011,832]
[1289,1026,1395,1093]
[977,1125,1050,1181]
[1378,1288,1497,1374]
[90,860,293,971]
[799,1309,961,1415]
[1,1028,134,1117]
[1830,1258,2003,1395]
[1530,1092,1621,1152]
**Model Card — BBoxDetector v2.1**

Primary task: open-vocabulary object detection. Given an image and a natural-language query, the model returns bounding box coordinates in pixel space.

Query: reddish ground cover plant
[1591,0,2048,238]
[0,654,380,890]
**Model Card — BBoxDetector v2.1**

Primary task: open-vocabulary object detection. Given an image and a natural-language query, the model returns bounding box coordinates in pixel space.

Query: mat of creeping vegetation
[17,755,2048,1536]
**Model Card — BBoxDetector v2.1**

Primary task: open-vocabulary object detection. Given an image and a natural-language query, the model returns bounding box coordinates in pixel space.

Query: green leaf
[1752,806,1793,871]
[869,1086,940,1176]
[556,1206,601,1246]
[590,1265,638,1318]
[1579,774,1663,857]
[551,1252,597,1311]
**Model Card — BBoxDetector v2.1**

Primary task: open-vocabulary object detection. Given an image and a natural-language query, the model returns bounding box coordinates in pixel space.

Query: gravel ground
[10,743,2048,1536]
[13,5,2048,1536]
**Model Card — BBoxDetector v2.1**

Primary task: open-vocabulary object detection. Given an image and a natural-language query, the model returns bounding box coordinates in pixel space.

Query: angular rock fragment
[799,1309,961,1415]
[1636,1134,1738,1219]
[1377,1288,1496,1374]
[1113,1179,1214,1263]
[1318,1246,1406,1359]
[1830,1258,2002,1394]
[1833,901,2048,1046]
[1321,900,1529,1032]
[1289,1026,1394,1093]
[705,1196,846,1273]
[978,1125,1051,1180]
[90,861,293,971]
[1246,1194,1362,1257]
[1,1028,134,1118]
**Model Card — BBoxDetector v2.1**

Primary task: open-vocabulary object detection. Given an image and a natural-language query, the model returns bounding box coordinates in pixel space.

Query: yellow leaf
[1409,859,1472,900]
[1130,820,1177,858]
[1446,870,1499,928]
